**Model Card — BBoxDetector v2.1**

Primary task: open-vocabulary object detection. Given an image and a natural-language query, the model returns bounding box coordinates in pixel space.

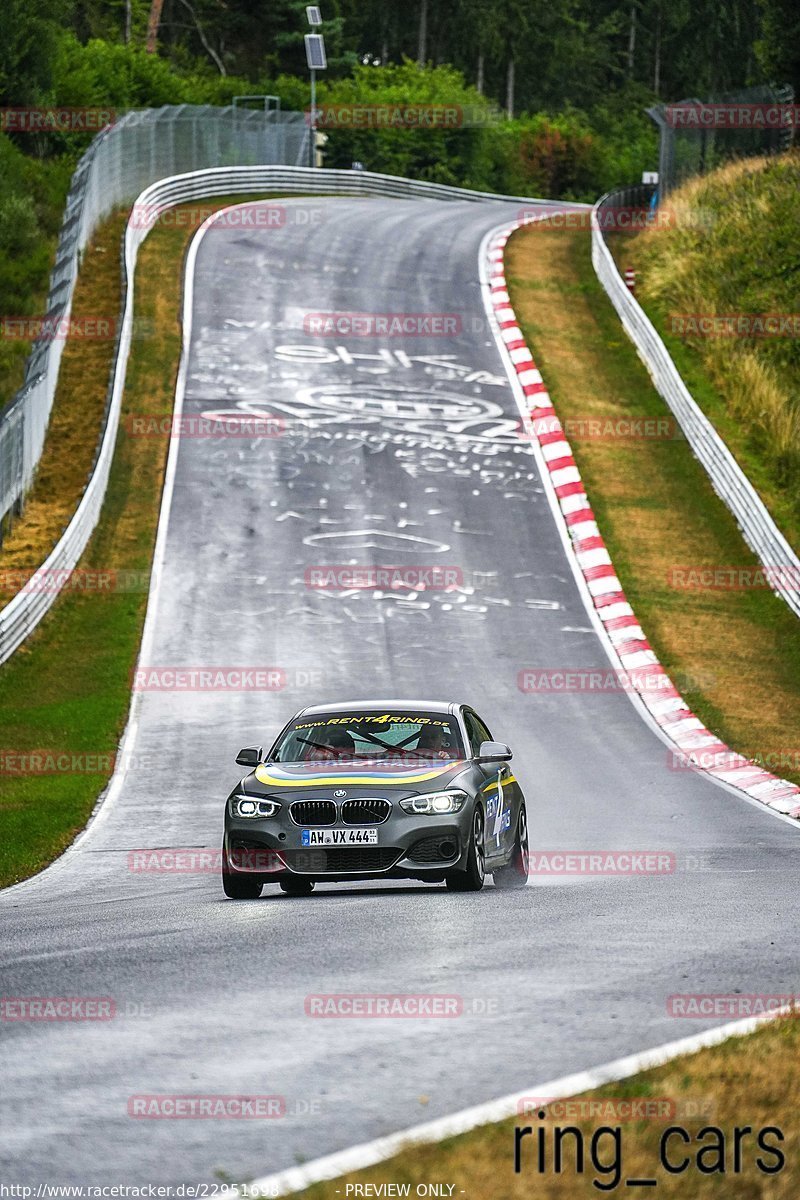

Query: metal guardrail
[0,107,310,534]
[591,184,800,619]
[0,164,555,664]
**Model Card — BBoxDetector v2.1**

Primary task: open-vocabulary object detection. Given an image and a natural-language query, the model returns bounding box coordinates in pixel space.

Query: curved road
[2,198,799,1185]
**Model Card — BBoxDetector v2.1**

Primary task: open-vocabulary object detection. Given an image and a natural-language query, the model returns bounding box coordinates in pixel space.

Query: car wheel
[222,843,263,899]
[280,879,315,896]
[445,806,485,892]
[492,804,529,890]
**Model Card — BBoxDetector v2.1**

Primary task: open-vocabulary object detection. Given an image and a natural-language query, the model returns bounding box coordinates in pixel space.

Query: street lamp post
[305,7,326,169]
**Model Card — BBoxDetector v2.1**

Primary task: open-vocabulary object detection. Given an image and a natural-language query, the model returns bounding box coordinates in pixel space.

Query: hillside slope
[618,151,800,551]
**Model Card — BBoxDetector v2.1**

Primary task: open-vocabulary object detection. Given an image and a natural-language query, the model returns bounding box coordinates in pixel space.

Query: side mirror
[477,740,512,763]
[236,746,262,768]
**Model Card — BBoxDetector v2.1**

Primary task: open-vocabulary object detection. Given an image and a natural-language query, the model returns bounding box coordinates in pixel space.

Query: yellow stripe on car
[254,763,466,788]
[482,776,517,792]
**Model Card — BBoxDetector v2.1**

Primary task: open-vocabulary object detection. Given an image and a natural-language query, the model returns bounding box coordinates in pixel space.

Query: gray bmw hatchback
[222,700,529,897]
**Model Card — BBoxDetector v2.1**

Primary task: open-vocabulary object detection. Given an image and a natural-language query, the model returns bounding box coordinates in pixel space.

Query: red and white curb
[486,222,800,820]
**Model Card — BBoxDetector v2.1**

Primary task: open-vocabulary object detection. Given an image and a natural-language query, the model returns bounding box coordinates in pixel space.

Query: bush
[494,95,658,202]
[43,41,657,201]
[0,134,67,406]
[317,61,499,190]
[495,111,602,200]
[0,135,59,314]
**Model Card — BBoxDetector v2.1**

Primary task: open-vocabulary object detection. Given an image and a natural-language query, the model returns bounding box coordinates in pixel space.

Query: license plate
[301,828,378,846]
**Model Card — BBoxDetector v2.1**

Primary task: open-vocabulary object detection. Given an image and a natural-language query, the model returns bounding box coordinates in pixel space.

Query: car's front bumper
[223,807,472,882]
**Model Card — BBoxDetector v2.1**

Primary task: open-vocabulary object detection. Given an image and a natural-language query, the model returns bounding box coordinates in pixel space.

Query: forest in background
[0,0,797,340]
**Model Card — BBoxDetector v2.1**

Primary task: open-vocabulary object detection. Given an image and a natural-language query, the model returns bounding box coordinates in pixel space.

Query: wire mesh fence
[647,83,795,199]
[0,162,558,663]
[0,106,309,534]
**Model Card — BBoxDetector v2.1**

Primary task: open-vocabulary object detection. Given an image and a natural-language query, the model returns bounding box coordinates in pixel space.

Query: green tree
[0,0,71,106]
[756,0,800,93]
[318,60,498,187]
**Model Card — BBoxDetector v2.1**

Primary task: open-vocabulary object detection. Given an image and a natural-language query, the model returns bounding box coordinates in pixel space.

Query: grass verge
[0,194,279,888]
[607,152,800,552]
[1,191,797,1193]
[503,221,800,786]
[0,212,127,567]
[293,1017,800,1198]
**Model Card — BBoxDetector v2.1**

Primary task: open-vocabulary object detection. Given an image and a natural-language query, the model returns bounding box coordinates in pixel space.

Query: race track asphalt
[2,197,799,1186]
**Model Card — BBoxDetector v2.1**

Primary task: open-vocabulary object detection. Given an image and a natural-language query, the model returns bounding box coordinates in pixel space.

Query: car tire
[222,844,263,899]
[492,804,529,890]
[280,879,315,896]
[445,806,485,892]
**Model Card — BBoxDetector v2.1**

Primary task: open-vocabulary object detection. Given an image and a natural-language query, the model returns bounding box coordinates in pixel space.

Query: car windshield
[270,710,464,765]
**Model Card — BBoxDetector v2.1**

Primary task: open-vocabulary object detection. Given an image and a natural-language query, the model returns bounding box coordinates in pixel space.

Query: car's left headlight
[399,790,468,815]
[231,795,281,818]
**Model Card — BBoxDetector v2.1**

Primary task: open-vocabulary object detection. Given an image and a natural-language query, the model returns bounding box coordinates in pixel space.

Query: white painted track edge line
[245,1008,787,1196]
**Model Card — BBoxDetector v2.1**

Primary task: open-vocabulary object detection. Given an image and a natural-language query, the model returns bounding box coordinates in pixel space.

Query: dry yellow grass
[0,209,188,885]
[0,213,128,581]
[296,1018,800,1198]
[618,151,800,548]
[0,196,274,887]
[504,222,800,779]
[703,344,800,464]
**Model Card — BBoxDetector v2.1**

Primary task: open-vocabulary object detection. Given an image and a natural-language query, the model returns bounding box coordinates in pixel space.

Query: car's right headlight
[231,795,281,818]
[399,790,468,815]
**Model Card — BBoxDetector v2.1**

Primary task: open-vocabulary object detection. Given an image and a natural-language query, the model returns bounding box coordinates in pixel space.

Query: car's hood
[250,759,470,793]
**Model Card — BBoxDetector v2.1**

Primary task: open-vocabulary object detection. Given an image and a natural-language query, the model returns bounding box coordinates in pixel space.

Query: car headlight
[399,790,468,815]
[232,795,281,818]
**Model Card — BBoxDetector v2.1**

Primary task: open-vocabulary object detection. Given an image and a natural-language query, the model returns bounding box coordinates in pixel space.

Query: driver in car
[304,728,355,761]
[414,724,452,760]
